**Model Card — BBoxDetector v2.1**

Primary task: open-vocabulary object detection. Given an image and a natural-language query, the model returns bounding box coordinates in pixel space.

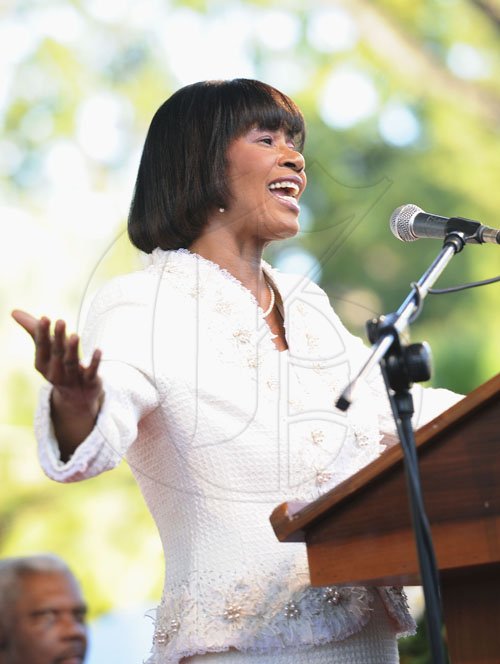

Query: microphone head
[390,203,423,242]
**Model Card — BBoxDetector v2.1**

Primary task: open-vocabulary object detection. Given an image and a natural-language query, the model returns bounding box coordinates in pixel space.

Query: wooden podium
[270,373,500,664]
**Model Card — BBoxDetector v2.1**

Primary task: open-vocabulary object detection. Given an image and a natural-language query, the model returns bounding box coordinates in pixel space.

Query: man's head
[0,554,88,664]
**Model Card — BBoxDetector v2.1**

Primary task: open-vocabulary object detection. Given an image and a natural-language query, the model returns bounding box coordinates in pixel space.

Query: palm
[11,310,103,407]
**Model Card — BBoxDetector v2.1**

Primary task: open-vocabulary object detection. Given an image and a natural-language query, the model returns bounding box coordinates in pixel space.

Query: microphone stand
[336,231,467,664]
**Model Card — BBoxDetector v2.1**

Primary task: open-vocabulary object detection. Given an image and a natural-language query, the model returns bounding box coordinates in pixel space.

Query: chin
[276,220,301,240]
[262,216,300,242]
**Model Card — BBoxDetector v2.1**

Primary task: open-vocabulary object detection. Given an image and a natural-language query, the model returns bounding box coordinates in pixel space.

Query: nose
[59,613,88,644]
[278,144,305,173]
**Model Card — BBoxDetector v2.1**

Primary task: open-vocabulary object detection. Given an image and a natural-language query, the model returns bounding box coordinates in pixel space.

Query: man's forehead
[16,571,85,610]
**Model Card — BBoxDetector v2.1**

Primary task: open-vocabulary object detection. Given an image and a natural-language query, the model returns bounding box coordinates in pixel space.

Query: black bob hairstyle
[128,79,305,253]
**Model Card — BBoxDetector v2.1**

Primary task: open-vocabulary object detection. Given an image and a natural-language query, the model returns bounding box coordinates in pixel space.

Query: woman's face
[223,125,307,243]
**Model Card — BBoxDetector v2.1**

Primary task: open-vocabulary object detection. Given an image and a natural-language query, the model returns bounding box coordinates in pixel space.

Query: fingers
[50,321,85,386]
[45,319,67,384]
[14,310,102,388]
[52,319,66,357]
[12,310,54,372]
[34,317,52,371]
[11,309,40,339]
[63,333,81,380]
[36,319,77,385]
[84,348,102,383]
[49,324,101,388]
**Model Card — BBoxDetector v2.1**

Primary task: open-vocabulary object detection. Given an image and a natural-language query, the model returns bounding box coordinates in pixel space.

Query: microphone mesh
[390,204,422,242]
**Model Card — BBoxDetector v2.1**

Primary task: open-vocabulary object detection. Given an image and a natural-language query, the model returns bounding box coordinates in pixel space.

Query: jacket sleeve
[35,271,162,482]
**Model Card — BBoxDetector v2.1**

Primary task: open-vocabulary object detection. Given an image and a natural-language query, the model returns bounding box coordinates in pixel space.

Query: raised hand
[12,310,104,458]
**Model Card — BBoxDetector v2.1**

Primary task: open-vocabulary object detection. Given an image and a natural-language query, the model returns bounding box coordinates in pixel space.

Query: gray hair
[0,554,74,638]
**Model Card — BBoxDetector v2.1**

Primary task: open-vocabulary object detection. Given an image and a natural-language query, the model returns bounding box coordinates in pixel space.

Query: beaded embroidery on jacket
[35,248,424,663]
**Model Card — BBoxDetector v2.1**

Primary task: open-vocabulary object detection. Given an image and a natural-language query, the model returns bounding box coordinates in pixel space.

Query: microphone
[390,204,500,245]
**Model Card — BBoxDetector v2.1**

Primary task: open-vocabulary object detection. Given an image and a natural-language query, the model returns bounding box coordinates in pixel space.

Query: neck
[189,230,268,300]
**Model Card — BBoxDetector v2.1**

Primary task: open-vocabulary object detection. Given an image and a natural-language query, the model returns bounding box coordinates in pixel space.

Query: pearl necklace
[262,279,275,317]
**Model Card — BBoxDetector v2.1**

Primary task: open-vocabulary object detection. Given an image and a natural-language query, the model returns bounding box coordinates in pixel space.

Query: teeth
[268,181,300,195]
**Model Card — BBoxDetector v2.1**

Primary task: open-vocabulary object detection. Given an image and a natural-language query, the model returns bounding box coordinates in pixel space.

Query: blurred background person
[0,553,88,664]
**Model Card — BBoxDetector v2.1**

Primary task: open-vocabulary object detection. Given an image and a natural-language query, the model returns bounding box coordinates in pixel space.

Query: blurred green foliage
[1,3,498,663]
[399,616,449,664]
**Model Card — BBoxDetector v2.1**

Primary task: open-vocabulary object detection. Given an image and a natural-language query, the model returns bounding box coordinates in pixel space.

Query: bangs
[214,79,306,151]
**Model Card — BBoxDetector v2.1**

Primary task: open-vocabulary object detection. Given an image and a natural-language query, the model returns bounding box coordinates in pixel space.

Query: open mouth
[267,180,301,211]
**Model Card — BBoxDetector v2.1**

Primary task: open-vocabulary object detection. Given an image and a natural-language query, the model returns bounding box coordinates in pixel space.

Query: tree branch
[335,0,500,125]
[469,0,500,30]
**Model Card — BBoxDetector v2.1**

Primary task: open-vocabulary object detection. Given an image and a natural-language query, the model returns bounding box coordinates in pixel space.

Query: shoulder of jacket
[87,270,161,315]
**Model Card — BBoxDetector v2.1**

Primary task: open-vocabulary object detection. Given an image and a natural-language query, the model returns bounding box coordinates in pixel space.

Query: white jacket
[35,249,460,663]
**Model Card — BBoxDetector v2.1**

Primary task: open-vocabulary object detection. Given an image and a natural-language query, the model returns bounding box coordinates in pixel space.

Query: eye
[31,609,58,627]
[73,608,88,624]
[258,136,273,145]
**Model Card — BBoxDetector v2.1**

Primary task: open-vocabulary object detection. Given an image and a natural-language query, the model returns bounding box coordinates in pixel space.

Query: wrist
[51,387,104,419]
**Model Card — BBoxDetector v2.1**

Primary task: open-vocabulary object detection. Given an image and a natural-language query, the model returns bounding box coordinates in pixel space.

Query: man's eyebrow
[30,608,56,615]
[29,604,88,616]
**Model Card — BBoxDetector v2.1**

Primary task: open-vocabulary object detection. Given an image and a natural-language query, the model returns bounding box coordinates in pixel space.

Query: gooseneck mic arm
[336,231,465,410]
[336,228,468,664]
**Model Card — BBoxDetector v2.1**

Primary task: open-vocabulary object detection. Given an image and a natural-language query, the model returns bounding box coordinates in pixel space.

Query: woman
[13,79,459,663]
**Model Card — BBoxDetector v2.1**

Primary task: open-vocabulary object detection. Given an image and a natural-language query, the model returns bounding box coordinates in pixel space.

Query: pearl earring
[219,207,225,213]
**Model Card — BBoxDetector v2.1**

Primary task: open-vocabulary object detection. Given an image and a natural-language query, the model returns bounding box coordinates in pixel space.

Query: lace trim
[149,248,278,368]
[148,566,375,663]
[150,248,274,322]
[377,587,416,637]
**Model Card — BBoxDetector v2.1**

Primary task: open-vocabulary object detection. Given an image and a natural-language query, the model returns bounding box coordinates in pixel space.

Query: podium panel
[270,374,500,664]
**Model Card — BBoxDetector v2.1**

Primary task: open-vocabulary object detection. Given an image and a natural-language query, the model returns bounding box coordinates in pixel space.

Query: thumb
[11,309,40,340]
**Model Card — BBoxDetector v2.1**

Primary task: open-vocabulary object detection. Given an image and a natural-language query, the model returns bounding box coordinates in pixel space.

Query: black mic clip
[366,313,432,394]
[444,217,481,250]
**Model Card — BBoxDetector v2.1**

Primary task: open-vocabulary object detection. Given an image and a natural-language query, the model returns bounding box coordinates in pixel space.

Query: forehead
[15,572,84,613]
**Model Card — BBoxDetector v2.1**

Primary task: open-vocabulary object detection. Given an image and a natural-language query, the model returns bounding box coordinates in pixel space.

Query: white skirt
[183,594,399,664]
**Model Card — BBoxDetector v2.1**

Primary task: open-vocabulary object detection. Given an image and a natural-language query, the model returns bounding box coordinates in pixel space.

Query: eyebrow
[29,605,88,617]
[252,126,300,144]
[254,125,294,136]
